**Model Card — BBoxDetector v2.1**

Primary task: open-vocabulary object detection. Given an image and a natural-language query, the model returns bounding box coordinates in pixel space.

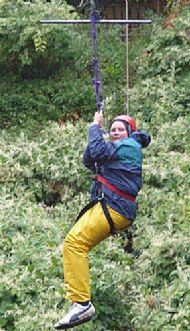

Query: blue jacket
[83,124,151,221]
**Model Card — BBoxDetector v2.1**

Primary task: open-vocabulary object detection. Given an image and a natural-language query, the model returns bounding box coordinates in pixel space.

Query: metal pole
[40,19,151,25]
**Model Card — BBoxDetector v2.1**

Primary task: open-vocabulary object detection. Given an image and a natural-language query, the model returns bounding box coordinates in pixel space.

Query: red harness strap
[95,175,136,202]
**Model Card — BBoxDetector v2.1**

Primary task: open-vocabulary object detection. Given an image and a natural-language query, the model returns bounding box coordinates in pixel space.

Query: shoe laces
[70,302,90,311]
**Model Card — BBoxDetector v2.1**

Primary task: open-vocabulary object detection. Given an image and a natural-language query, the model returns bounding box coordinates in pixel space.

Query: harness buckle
[98,192,104,201]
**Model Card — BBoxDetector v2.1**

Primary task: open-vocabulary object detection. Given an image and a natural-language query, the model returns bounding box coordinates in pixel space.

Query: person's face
[109,121,128,142]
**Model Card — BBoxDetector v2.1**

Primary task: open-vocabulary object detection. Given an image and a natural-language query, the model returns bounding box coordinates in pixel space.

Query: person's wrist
[90,121,99,126]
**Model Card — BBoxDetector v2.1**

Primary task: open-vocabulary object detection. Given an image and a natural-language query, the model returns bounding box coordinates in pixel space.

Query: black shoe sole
[54,316,93,329]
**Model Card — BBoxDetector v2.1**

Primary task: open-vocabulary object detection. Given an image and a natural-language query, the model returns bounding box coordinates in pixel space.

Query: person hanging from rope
[54,111,151,330]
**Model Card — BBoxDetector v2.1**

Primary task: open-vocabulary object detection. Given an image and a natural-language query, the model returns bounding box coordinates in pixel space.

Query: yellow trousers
[63,202,130,302]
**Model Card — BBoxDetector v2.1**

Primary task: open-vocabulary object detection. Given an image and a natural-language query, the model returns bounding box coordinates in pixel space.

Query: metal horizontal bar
[40,19,151,25]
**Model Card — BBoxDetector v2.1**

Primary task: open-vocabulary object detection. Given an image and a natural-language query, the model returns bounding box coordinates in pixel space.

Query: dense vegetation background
[1,1,190,330]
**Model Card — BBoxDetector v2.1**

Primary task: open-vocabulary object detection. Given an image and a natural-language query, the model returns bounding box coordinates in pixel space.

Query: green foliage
[0,121,91,200]
[1,2,190,331]
[0,0,97,129]
[0,0,77,71]
[0,184,89,331]
[0,0,128,129]
[0,75,95,129]
[129,5,190,124]
[125,5,190,330]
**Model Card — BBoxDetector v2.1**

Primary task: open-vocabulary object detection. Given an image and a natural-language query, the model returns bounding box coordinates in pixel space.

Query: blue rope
[90,10,101,112]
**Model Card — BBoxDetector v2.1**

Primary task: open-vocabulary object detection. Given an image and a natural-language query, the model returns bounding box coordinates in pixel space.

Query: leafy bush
[129,6,190,124]
[0,0,78,72]
[0,121,91,202]
[0,0,131,129]
[1,3,190,331]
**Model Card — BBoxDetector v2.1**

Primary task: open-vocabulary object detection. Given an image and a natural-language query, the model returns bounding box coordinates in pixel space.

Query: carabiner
[98,192,104,201]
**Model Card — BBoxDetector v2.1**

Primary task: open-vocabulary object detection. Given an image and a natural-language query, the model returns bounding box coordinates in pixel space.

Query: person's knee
[63,232,82,254]
[63,231,90,256]
[62,234,72,255]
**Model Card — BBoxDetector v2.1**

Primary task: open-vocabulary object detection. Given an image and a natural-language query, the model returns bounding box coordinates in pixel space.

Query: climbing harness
[75,174,136,235]
[95,175,136,202]
[75,194,116,235]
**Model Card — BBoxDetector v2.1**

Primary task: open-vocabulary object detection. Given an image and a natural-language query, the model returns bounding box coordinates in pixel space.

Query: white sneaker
[54,302,96,329]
